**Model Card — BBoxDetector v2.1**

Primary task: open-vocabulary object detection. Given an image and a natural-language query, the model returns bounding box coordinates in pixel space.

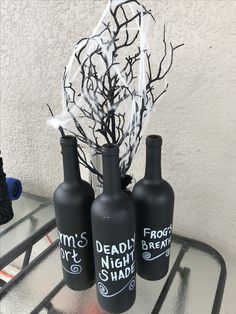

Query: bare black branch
[54,0,183,188]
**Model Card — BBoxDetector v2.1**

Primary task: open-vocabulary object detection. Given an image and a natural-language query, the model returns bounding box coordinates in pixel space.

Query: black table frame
[0,214,226,314]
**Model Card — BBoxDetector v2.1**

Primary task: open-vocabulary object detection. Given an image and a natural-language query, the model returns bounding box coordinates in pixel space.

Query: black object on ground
[0,157,14,225]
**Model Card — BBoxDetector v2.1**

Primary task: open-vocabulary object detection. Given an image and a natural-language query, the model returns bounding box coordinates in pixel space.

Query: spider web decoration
[48,0,183,184]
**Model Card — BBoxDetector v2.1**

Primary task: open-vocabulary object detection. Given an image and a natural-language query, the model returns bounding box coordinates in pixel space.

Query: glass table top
[0,193,226,314]
[0,193,54,257]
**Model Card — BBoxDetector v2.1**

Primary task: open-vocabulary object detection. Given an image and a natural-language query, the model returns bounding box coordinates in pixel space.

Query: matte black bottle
[91,144,136,313]
[132,135,174,280]
[54,136,95,290]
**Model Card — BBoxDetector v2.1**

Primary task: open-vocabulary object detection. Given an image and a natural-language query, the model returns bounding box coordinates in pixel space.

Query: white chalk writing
[96,234,136,297]
[141,225,172,261]
[59,231,88,274]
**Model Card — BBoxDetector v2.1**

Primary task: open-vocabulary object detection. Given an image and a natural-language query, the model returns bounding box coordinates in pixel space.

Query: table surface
[0,193,54,256]
[0,193,226,314]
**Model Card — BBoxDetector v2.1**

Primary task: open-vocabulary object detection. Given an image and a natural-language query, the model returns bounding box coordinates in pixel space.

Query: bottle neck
[102,153,121,196]
[145,145,162,182]
[61,145,81,184]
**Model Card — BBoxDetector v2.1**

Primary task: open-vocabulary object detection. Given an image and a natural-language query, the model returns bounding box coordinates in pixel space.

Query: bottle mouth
[60,135,77,147]
[102,143,119,156]
[146,135,162,147]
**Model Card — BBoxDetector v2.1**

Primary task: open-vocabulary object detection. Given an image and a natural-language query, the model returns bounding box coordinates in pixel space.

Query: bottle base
[137,270,168,281]
[97,291,136,314]
[98,300,136,313]
[65,279,95,291]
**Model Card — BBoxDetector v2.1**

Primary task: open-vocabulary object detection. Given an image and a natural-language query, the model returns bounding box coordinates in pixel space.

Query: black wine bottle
[132,135,174,280]
[54,135,95,290]
[91,144,136,313]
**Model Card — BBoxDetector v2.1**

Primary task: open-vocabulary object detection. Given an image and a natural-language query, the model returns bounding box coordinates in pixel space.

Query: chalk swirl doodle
[142,248,170,261]
[98,276,136,298]
[98,282,109,295]
[63,260,82,275]
[128,277,136,290]
[142,252,151,260]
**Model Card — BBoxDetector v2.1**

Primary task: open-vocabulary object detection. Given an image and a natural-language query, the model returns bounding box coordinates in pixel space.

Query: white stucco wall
[1,1,236,312]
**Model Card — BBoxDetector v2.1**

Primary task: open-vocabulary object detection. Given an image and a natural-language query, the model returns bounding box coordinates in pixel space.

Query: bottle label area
[141,225,172,261]
[58,230,88,275]
[95,234,136,297]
